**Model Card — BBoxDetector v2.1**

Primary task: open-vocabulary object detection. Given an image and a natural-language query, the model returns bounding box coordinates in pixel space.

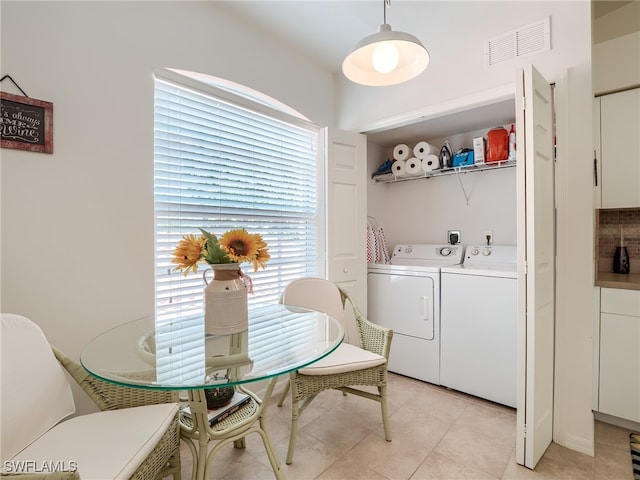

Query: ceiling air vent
[485,17,551,66]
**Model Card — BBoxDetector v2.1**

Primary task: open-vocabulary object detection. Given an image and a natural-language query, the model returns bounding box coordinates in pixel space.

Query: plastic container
[486,127,509,163]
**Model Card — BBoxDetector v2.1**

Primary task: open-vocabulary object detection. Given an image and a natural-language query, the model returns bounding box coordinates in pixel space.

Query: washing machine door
[367,272,435,340]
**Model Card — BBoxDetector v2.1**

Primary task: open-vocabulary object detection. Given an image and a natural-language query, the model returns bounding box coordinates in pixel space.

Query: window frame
[152,68,326,381]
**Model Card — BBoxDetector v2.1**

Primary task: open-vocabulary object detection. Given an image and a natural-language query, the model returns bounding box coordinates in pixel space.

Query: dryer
[367,244,464,384]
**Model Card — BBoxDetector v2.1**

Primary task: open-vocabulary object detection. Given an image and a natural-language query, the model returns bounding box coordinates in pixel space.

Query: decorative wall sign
[1,92,53,154]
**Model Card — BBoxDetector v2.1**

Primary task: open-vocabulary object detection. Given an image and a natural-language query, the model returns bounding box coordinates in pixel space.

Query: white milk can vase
[203,263,248,335]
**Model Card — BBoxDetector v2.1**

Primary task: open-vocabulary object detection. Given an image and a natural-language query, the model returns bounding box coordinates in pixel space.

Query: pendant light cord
[383,0,390,24]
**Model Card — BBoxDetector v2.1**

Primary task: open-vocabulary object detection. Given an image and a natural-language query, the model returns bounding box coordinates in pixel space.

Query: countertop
[595,272,640,290]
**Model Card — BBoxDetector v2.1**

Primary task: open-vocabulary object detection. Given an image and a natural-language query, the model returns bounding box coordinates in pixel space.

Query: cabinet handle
[594,151,598,187]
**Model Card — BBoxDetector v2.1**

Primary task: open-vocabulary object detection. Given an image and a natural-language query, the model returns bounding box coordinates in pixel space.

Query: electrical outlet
[484,230,493,245]
[448,230,461,245]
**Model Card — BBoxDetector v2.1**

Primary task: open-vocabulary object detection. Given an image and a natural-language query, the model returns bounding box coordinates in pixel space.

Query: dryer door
[367,272,435,340]
[368,271,439,383]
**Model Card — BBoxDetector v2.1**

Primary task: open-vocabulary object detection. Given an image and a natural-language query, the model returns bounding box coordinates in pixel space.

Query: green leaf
[199,228,231,264]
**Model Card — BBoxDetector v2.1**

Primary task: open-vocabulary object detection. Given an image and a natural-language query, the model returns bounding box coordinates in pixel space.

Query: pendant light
[342,0,429,86]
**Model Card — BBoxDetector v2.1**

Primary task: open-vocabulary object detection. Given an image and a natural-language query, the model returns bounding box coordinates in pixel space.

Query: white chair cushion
[299,343,386,375]
[1,313,75,462]
[11,403,178,480]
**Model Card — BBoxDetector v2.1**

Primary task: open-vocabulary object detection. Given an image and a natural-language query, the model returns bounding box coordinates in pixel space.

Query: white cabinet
[598,88,640,208]
[598,288,640,423]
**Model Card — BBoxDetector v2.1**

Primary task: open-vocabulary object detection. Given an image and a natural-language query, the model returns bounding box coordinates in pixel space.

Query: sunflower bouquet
[171,228,269,276]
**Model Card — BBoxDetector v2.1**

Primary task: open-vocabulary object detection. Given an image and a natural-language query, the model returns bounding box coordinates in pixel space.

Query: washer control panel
[464,245,517,265]
[468,246,493,257]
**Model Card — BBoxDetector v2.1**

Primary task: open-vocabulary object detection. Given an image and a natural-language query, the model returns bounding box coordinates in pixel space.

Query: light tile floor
[179,373,636,479]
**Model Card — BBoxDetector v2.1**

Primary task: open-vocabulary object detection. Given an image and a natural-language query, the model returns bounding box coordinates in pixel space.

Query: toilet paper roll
[393,144,410,161]
[392,160,407,177]
[421,155,440,172]
[405,157,422,175]
[413,141,437,159]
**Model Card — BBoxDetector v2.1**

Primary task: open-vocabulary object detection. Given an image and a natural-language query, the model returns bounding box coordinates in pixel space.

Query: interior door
[326,129,367,330]
[515,65,556,469]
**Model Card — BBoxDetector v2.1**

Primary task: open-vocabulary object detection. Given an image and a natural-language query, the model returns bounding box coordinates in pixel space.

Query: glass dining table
[81,303,344,480]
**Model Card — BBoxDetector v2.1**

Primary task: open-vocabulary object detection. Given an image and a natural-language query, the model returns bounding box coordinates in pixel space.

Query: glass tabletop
[81,304,344,390]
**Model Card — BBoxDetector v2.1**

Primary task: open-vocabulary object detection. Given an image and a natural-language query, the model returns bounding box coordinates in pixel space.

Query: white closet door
[326,129,367,327]
[515,64,556,469]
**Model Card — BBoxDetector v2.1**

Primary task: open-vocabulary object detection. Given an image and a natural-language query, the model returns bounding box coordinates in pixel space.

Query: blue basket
[452,150,474,167]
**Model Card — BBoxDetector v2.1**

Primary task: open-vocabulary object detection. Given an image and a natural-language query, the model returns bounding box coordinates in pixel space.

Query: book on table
[183,391,252,426]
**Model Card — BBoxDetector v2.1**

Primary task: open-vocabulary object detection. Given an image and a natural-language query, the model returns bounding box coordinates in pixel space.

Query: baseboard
[562,432,595,456]
[595,411,640,432]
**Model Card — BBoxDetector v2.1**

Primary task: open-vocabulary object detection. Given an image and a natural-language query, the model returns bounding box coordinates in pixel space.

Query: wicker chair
[52,347,181,479]
[277,278,393,464]
[0,313,181,480]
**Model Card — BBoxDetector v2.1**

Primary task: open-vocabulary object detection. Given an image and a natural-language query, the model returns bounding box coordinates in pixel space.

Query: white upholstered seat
[298,342,386,375]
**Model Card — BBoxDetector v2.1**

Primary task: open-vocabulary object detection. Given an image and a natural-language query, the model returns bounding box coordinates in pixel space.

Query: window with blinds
[153,75,323,384]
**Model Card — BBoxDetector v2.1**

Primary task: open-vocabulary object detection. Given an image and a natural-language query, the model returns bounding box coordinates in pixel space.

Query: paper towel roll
[413,141,437,159]
[421,155,440,172]
[392,160,407,177]
[393,144,410,161]
[405,157,422,175]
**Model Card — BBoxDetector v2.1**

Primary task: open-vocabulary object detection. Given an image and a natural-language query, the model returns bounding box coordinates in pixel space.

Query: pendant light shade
[342,2,429,86]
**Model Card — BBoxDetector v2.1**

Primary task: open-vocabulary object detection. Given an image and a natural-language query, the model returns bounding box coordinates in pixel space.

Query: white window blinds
[153,77,322,382]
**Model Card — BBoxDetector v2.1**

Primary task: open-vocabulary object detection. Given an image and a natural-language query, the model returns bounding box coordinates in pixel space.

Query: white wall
[342,1,595,457]
[0,1,336,414]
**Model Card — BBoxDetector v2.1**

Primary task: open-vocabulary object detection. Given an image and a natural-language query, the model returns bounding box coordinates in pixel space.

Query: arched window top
[163,68,311,123]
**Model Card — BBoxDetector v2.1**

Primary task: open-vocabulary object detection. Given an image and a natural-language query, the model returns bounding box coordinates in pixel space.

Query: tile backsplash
[597,208,640,271]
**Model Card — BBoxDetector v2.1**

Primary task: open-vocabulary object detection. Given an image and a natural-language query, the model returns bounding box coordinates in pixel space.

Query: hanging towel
[367,223,376,263]
[367,217,390,264]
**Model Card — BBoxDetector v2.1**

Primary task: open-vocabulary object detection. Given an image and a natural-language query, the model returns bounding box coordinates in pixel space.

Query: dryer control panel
[391,244,464,265]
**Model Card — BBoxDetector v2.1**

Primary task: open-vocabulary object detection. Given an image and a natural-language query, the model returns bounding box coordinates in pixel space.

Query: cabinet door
[326,128,367,325]
[600,88,640,208]
[598,312,640,422]
[601,288,640,316]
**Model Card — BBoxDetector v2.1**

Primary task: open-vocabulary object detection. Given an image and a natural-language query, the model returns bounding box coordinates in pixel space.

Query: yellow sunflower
[171,234,205,276]
[251,235,270,272]
[219,229,259,263]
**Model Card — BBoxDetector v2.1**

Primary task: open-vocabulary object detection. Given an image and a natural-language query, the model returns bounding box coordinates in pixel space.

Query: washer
[440,245,517,407]
[367,244,464,384]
